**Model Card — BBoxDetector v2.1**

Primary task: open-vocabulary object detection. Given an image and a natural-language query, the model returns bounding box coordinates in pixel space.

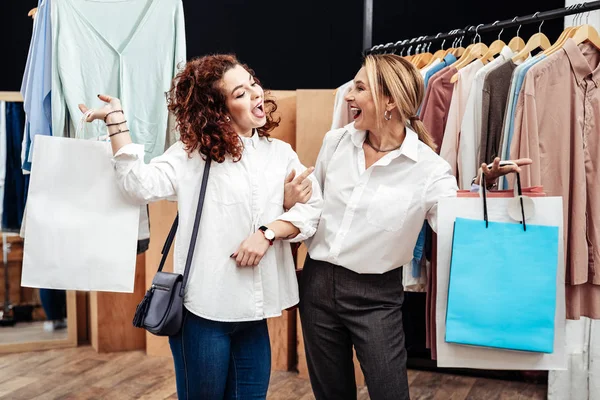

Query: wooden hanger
[544,26,576,56]
[438,30,460,59]
[512,33,551,62]
[544,7,586,56]
[481,39,506,62]
[513,14,551,62]
[449,42,489,84]
[508,36,525,52]
[449,43,489,83]
[480,21,506,62]
[415,52,433,68]
[571,24,600,49]
[507,17,526,52]
[425,33,446,65]
[449,25,488,74]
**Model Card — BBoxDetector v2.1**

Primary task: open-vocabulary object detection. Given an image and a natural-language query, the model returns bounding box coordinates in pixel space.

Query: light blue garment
[20,0,53,171]
[411,223,427,277]
[51,0,187,162]
[424,54,457,88]
[499,55,546,189]
[446,217,559,353]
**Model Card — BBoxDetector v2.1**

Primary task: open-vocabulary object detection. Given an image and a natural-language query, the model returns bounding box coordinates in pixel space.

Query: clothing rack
[366,1,600,54]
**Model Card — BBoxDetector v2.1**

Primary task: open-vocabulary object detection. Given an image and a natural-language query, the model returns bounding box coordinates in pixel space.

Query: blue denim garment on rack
[411,222,427,277]
[2,102,29,232]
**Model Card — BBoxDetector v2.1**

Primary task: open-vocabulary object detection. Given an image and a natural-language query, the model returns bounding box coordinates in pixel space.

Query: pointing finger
[294,167,314,183]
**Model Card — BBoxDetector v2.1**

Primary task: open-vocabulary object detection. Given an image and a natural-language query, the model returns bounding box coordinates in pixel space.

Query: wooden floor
[0,346,547,399]
[0,321,68,345]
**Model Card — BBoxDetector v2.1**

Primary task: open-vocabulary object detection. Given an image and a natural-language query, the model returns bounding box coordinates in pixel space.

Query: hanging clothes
[51,0,186,163]
[440,60,484,179]
[2,103,29,232]
[420,58,442,79]
[498,54,547,189]
[21,0,52,172]
[479,59,519,165]
[458,46,516,189]
[420,66,458,152]
[510,39,600,319]
[423,54,457,88]
[331,80,353,130]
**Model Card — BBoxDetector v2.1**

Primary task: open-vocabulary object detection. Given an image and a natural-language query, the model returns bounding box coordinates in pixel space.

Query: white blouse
[113,133,322,322]
[306,123,458,274]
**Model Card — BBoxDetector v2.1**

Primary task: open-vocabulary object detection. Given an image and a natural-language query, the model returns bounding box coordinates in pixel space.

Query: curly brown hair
[167,54,280,163]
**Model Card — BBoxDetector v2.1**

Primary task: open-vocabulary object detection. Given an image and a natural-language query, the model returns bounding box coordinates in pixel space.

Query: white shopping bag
[21,113,140,292]
[436,195,567,370]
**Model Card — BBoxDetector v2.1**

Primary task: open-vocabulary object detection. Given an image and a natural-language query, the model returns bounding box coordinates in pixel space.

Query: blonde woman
[298,54,530,400]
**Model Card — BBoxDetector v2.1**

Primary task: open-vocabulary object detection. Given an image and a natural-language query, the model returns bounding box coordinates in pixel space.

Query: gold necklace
[365,134,400,153]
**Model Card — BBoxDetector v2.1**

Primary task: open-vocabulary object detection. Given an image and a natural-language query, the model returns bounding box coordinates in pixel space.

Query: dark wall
[1,0,566,92]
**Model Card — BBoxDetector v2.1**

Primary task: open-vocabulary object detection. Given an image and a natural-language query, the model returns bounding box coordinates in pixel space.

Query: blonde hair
[363,54,435,150]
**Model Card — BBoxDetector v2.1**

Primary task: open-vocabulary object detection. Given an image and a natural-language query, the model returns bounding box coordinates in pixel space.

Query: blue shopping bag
[445,172,560,353]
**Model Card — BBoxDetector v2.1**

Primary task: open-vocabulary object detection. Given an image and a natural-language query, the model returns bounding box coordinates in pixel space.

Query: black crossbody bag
[132,159,211,336]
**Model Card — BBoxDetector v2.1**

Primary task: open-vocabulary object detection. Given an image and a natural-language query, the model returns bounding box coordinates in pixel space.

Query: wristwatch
[258,226,275,246]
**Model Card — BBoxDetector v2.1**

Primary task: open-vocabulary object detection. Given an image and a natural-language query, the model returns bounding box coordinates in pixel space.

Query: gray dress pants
[299,256,410,400]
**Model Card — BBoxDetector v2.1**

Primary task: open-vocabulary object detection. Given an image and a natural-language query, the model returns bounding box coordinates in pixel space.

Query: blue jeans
[39,289,66,321]
[169,308,271,399]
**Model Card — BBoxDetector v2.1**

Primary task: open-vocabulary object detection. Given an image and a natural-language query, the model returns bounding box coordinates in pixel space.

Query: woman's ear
[385,97,397,113]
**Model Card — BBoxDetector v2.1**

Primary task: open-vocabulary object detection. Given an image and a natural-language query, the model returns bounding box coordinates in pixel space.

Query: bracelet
[106,119,127,127]
[104,110,124,123]
[109,129,129,138]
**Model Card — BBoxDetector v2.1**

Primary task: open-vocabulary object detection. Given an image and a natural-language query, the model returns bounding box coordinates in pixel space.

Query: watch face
[265,229,275,240]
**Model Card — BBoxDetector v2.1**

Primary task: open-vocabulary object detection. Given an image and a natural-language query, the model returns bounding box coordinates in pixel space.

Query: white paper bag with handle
[21,112,140,292]
[436,195,567,370]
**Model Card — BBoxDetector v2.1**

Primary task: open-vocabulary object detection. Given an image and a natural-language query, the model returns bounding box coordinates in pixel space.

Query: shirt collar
[345,122,419,163]
[239,129,259,148]
[563,39,600,87]
[499,45,515,60]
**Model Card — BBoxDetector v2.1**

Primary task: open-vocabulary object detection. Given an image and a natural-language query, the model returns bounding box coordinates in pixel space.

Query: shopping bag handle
[481,161,527,232]
[77,110,111,141]
[76,110,94,140]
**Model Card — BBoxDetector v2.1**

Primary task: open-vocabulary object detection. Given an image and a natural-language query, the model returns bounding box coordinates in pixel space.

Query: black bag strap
[481,168,526,232]
[156,158,212,297]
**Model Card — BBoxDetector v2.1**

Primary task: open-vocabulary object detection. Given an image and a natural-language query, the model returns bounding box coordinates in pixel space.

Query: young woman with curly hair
[78,54,322,399]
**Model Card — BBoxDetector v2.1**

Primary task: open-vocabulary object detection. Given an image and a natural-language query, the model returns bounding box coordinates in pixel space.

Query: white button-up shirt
[113,133,322,322]
[306,123,458,274]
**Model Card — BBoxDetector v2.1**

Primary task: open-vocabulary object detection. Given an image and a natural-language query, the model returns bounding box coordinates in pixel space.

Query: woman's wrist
[105,111,125,125]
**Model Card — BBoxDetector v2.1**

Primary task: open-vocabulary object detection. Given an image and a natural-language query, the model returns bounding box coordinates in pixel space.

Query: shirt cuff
[470,183,480,192]
[276,209,317,243]
[112,143,145,176]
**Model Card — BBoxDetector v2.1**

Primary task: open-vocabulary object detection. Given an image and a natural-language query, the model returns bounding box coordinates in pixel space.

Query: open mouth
[351,107,362,119]
[252,102,265,118]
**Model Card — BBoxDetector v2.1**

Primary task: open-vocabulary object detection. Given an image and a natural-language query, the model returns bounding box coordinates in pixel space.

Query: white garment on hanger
[331,80,353,130]
[51,0,186,162]
[420,58,442,79]
[458,46,515,189]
